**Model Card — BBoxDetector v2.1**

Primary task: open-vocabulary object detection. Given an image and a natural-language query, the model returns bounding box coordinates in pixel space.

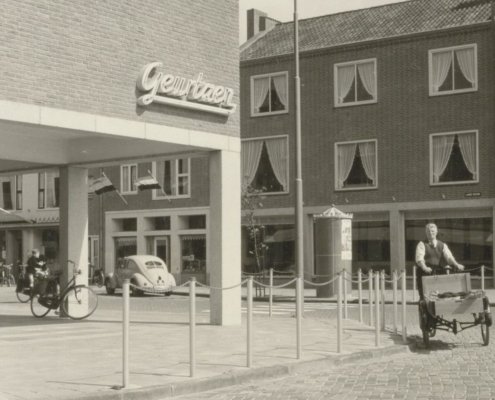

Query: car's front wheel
[105,279,115,295]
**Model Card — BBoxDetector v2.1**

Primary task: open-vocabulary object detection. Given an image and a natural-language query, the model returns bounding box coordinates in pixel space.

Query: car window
[127,260,138,271]
[145,260,164,270]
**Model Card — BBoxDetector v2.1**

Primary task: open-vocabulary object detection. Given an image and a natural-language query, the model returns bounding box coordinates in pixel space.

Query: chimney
[247,9,278,40]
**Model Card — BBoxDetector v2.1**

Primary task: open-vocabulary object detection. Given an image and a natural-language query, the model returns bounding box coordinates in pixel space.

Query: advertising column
[314,207,353,297]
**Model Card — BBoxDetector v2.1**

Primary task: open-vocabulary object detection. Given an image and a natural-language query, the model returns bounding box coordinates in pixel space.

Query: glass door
[154,237,169,266]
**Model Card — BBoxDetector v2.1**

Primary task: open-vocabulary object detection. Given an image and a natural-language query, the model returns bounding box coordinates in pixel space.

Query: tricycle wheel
[418,301,430,347]
[481,313,490,346]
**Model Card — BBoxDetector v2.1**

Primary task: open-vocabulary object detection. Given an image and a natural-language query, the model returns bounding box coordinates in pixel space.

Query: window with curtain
[251,72,288,116]
[153,158,191,199]
[38,171,59,209]
[335,140,377,190]
[429,44,477,95]
[430,131,478,185]
[242,136,288,194]
[120,164,137,194]
[334,59,377,106]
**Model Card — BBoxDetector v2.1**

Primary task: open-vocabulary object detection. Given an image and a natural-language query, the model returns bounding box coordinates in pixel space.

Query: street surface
[173,306,495,400]
[2,286,494,399]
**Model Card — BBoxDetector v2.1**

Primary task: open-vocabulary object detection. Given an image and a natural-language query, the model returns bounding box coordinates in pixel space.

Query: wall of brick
[240,25,495,210]
[0,0,239,137]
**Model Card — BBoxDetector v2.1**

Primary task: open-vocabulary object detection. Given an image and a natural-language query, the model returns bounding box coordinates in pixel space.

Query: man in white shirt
[415,223,464,299]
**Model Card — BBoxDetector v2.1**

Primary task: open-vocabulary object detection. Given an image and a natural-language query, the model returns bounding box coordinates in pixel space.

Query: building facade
[0,0,241,324]
[240,0,495,279]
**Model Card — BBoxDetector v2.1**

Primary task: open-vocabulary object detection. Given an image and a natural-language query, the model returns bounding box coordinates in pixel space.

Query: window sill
[153,195,191,200]
[429,180,479,187]
[429,87,477,97]
[247,191,289,197]
[251,110,289,118]
[334,99,377,108]
[335,186,377,192]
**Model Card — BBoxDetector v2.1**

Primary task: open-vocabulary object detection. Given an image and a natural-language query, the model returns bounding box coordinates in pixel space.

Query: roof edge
[240,20,492,65]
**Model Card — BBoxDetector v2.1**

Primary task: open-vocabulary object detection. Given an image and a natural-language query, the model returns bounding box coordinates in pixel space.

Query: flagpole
[294,0,304,282]
[102,171,128,205]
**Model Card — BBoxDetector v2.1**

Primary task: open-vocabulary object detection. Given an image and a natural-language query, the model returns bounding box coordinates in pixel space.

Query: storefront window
[115,237,137,267]
[181,235,206,273]
[42,229,59,262]
[242,224,295,274]
[405,218,492,272]
[352,221,390,274]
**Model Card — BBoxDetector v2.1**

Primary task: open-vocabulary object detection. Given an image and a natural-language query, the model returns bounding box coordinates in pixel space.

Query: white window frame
[15,175,22,210]
[242,135,290,196]
[120,164,138,195]
[428,44,478,96]
[38,171,60,210]
[250,71,289,117]
[152,158,191,200]
[429,130,479,186]
[88,235,99,269]
[334,139,378,191]
[334,58,377,108]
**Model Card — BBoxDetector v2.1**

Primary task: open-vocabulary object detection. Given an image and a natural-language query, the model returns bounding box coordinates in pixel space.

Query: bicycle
[30,260,98,320]
[0,264,15,287]
[15,265,39,303]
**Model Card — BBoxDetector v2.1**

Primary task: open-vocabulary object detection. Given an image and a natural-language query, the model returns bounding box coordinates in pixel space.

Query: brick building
[0,0,241,324]
[240,0,495,278]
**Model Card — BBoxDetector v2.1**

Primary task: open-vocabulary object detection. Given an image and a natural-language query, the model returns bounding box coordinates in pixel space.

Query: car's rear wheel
[105,279,115,295]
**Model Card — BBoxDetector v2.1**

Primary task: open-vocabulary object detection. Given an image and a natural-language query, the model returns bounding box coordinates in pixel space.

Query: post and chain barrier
[120,266,414,387]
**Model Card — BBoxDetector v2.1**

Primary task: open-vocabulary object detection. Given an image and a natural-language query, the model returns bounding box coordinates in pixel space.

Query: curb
[56,344,410,400]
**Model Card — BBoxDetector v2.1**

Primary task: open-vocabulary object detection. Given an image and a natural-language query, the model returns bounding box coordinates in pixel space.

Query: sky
[239,0,410,43]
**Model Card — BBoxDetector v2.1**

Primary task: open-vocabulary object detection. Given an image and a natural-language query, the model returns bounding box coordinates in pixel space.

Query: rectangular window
[430,130,478,185]
[251,71,289,116]
[429,44,477,96]
[0,176,15,210]
[15,175,22,210]
[241,136,289,194]
[38,171,59,209]
[334,59,377,107]
[153,158,191,199]
[121,164,138,194]
[335,139,377,190]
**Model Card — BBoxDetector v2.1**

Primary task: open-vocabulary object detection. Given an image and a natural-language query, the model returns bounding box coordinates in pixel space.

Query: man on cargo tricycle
[415,223,491,347]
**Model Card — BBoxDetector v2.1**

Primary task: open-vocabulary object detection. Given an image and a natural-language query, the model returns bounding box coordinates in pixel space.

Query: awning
[265,229,295,243]
[0,208,32,224]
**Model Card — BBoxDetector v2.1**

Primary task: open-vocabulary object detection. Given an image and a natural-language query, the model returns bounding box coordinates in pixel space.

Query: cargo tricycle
[418,270,492,347]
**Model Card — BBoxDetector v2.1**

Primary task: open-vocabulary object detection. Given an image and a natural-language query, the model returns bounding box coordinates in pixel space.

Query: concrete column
[5,230,16,264]
[22,228,35,263]
[59,166,88,292]
[208,149,241,326]
[136,215,146,255]
[389,210,405,273]
[105,213,115,274]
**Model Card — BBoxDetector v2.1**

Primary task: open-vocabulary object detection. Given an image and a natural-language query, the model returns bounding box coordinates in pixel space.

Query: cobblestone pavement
[175,308,495,400]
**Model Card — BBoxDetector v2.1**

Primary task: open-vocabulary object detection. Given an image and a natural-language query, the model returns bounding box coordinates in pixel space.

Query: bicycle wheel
[61,285,98,320]
[481,313,490,346]
[30,294,52,318]
[16,288,31,303]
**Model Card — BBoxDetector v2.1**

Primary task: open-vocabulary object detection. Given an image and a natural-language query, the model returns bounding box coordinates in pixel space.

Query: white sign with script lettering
[136,62,236,116]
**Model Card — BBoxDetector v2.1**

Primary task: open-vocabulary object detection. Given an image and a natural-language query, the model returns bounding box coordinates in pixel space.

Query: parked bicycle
[15,264,37,303]
[0,264,15,287]
[30,260,98,320]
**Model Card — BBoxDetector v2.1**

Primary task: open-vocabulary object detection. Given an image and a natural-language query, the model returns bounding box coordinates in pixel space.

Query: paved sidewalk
[0,287,407,400]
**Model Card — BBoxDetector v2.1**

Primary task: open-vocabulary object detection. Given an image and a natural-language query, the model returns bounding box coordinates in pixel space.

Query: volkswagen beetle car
[105,255,176,296]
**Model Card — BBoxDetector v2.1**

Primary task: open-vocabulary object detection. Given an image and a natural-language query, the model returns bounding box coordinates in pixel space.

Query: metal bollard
[358,269,363,324]
[392,271,398,334]
[247,276,253,367]
[189,278,196,377]
[368,270,373,327]
[343,269,348,319]
[380,271,386,331]
[412,266,417,302]
[401,270,407,343]
[122,279,130,389]
[296,277,302,359]
[481,265,485,292]
[375,272,380,347]
[337,272,343,353]
[269,268,273,318]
